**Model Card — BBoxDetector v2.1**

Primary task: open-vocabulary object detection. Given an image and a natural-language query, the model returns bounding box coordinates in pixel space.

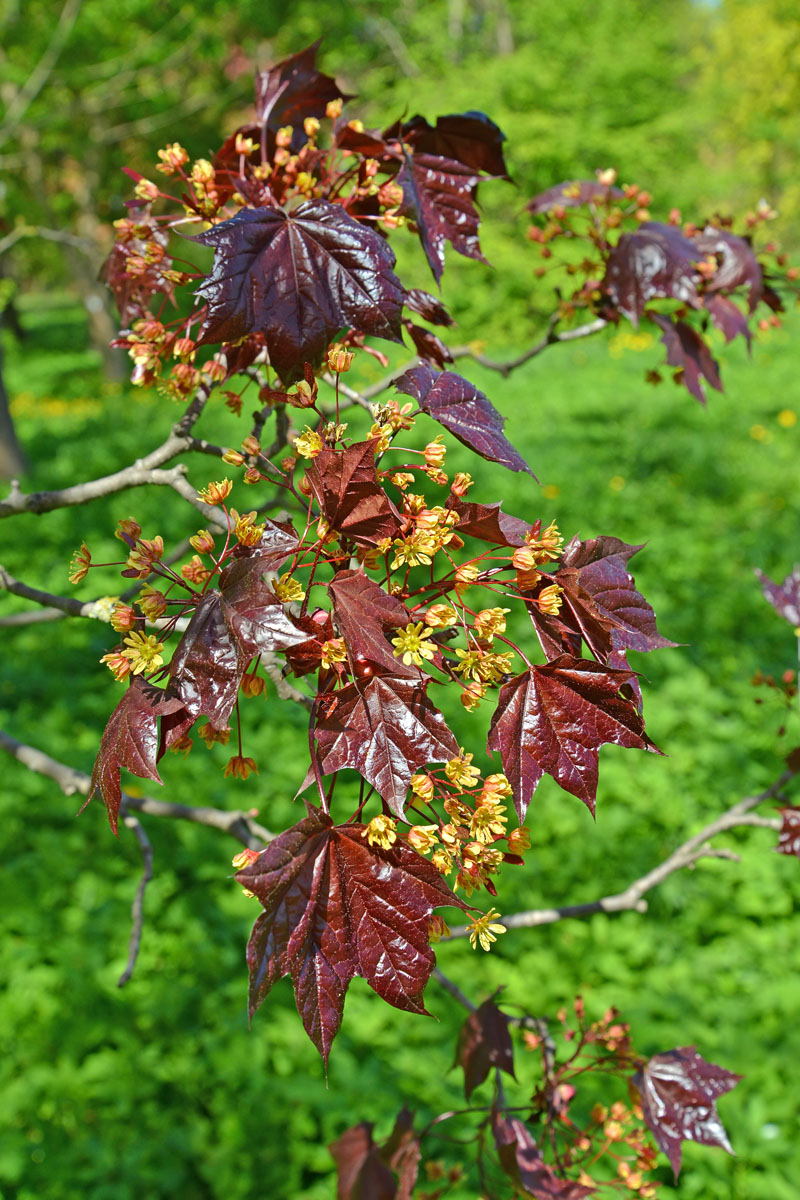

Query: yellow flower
[196,479,232,505]
[410,773,435,802]
[190,529,215,554]
[467,908,507,951]
[391,532,437,569]
[275,572,306,603]
[428,914,451,943]
[507,827,531,854]
[445,751,481,789]
[197,722,231,748]
[232,508,265,548]
[391,622,437,667]
[180,554,211,584]
[321,638,347,668]
[424,436,446,468]
[362,814,397,850]
[294,427,324,458]
[460,681,487,711]
[525,519,563,563]
[538,583,564,615]
[121,631,165,675]
[454,563,480,592]
[473,607,510,641]
[100,651,131,682]
[110,602,137,633]
[425,603,458,629]
[223,754,258,780]
[407,825,438,853]
[68,543,92,584]
[240,672,266,698]
[454,648,485,682]
[470,803,508,844]
[431,847,454,875]
[138,584,167,621]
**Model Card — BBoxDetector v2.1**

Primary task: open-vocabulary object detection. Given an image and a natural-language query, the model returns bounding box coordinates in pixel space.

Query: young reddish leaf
[454,991,516,1098]
[306,442,403,547]
[403,288,454,327]
[492,1111,593,1198]
[651,313,722,405]
[392,111,509,178]
[254,40,351,132]
[776,805,800,857]
[315,675,460,818]
[329,1124,396,1200]
[395,365,533,475]
[334,121,392,159]
[603,222,702,326]
[487,655,658,820]
[193,202,404,383]
[450,499,531,547]
[380,1109,420,1200]
[236,808,469,1062]
[633,1047,741,1178]
[284,608,335,678]
[88,680,189,834]
[328,569,415,677]
[396,151,486,283]
[703,294,751,346]
[169,556,306,727]
[527,179,624,215]
[559,535,677,655]
[756,564,800,627]
[403,320,453,368]
[693,226,763,310]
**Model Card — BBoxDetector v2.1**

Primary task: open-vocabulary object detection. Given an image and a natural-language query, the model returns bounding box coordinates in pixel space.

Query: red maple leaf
[492,1111,593,1199]
[603,221,702,326]
[449,498,531,547]
[314,675,459,818]
[396,151,486,283]
[88,679,190,834]
[651,313,722,405]
[235,808,469,1063]
[330,1109,420,1200]
[306,442,403,547]
[454,992,516,1098]
[254,40,351,132]
[487,655,659,820]
[395,365,532,475]
[633,1046,741,1178]
[328,569,415,677]
[193,201,404,383]
[392,111,509,178]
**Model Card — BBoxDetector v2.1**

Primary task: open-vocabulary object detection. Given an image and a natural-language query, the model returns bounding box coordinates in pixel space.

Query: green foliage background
[2,3,800,1198]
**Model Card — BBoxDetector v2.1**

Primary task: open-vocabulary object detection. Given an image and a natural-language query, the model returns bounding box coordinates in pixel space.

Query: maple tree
[1,40,799,1197]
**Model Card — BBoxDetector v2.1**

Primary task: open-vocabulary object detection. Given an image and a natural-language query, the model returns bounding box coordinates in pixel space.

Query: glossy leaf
[756,564,800,626]
[603,221,701,325]
[236,808,468,1062]
[454,992,515,1098]
[404,320,453,368]
[254,40,351,132]
[193,201,404,382]
[396,151,485,282]
[487,655,657,820]
[328,569,415,677]
[651,313,722,405]
[395,364,533,475]
[450,499,531,547]
[403,288,454,327]
[393,111,509,178]
[306,442,403,547]
[633,1047,741,1178]
[315,675,459,818]
[693,226,763,310]
[493,1111,593,1198]
[88,680,189,834]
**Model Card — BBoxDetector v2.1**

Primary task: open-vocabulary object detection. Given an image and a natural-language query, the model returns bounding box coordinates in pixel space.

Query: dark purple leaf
[315,675,459,819]
[703,295,751,347]
[403,288,454,327]
[449,499,531,547]
[380,1109,420,1200]
[560,535,677,655]
[328,569,415,677]
[455,992,516,1098]
[395,365,533,475]
[396,152,485,283]
[391,112,509,178]
[330,1124,396,1200]
[254,40,351,133]
[404,320,453,368]
[335,122,393,159]
[633,1047,741,1178]
[777,806,800,857]
[650,313,722,405]
[193,201,404,383]
[88,680,189,834]
[756,565,800,627]
[305,442,403,548]
[527,179,623,215]
[603,221,702,325]
[487,655,658,820]
[493,1111,593,1198]
[236,808,469,1062]
[692,226,763,310]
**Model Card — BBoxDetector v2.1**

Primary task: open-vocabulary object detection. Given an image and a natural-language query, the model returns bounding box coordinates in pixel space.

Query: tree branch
[117,812,153,987]
[0,728,273,848]
[445,772,791,940]
[448,316,609,378]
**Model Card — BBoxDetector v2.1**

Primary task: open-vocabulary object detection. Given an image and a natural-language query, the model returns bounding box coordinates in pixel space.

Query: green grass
[1,299,799,1199]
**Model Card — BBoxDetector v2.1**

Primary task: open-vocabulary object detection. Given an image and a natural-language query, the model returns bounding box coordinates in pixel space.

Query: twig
[117,812,153,987]
[432,967,476,1012]
[0,0,83,139]
[448,316,608,378]
[0,728,273,848]
[445,772,791,940]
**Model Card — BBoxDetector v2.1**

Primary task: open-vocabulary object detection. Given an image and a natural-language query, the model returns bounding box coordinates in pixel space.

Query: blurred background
[1,2,800,1197]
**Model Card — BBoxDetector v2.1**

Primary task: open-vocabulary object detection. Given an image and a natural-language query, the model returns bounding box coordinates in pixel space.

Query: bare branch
[0,728,273,849]
[117,812,153,988]
[448,316,608,378]
[261,652,314,711]
[0,0,83,139]
[445,772,791,940]
[432,967,476,1012]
